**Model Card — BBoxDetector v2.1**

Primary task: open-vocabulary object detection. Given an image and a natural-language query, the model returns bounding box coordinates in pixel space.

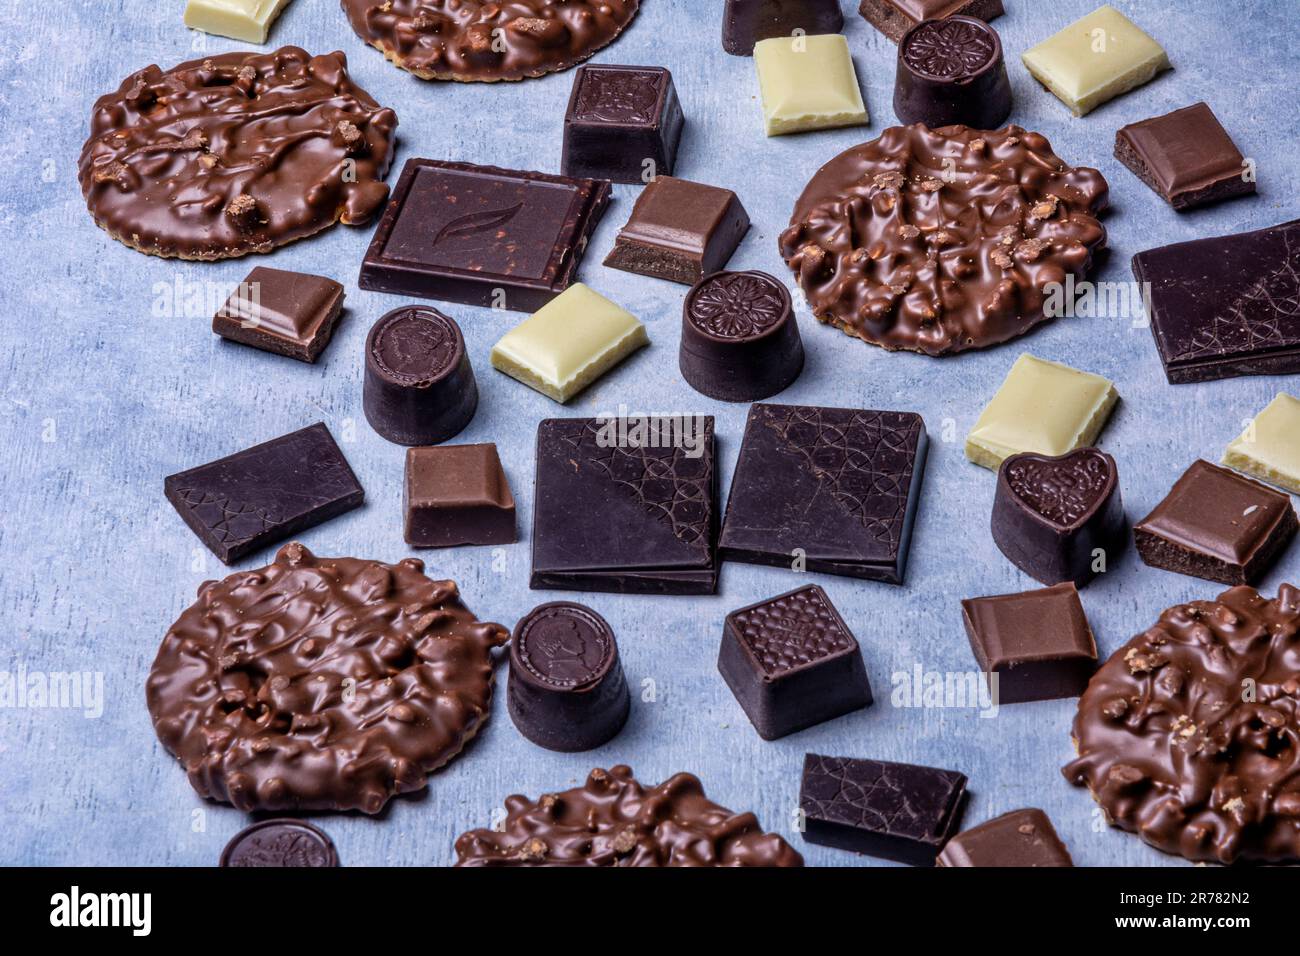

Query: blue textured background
[1,0,1297,867]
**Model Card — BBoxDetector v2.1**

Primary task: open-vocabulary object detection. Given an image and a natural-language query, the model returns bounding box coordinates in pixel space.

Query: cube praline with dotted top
[718,584,873,740]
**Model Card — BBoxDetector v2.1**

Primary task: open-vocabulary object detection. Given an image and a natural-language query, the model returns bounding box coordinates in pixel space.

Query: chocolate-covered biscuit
[79,48,396,259]
[455,766,803,866]
[1065,585,1300,864]
[146,543,507,813]
[780,124,1108,356]
[341,0,640,82]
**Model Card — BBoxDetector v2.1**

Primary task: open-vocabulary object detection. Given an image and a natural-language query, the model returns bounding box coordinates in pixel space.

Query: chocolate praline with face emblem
[893,16,1011,129]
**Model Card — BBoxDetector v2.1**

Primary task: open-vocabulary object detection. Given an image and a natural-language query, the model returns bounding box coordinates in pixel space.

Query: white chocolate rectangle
[754,34,868,136]
[184,0,293,45]
[1223,393,1300,495]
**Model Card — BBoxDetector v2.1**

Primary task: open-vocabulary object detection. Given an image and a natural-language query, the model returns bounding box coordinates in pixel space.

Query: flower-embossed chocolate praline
[507,602,630,752]
[220,820,339,867]
[79,47,397,260]
[341,0,640,82]
[146,543,508,813]
[780,124,1108,356]
[894,16,1012,129]
[1065,585,1300,864]
[680,270,804,402]
[992,448,1125,587]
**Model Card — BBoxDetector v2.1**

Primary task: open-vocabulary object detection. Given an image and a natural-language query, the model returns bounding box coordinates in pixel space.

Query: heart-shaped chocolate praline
[1003,449,1117,529]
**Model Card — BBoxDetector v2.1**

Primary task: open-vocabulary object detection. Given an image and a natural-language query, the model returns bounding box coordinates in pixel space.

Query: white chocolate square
[1223,393,1300,495]
[753,34,868,136]
[966,354,1119,470]
[1021,4,1170,116]
[184,0,293,45]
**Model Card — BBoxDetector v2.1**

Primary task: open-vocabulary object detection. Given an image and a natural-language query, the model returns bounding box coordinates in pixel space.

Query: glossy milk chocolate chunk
[404,443,515,548]
[220,820,339,868]
[859,0,1004,43]
[719,403,927,584]
[1115,102,1254,211]
[363,306,478,446]
[1065,585,1300,863]
[341,0,640,82]
[562,65,684,184]
[1133,460,1297,585]
[718,585,872,740]
[781,125,1108,356]
[456,766,803,866]
[507,603,630,752]
[961,582,1097,704]
[604,176,750,285]
[936,809,1073,867]
[79,48,396,259]
[680,271,803,402]
[147,543,508,813]
[893,16,1011,129]
[360,159,611,312]
[992,449,1125,587]
[531,416,718,594]
[800,754,968,865]
[1133,218,1300,384]
[164,422,363,565]
[722,0,845,55]
[212,267,344,363]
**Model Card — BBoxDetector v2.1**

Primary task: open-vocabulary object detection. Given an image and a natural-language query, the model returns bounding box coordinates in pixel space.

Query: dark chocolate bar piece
[360,159,611,312]
[800,753,968,865]
[531,416,718,595]
[404,443,515,548]
[719,404,927,584]
[722,0,845,55]
[860,0,1004,43]
[936,809,1073,867]
[1134,460,1298,585]
[1115,102,1254,211]
[893,15,1011,129]
[960,582,1097,704]
[1133,218,1300,384]
[992,448,1126,587]
[164,423,364,564]
[562,65,684,184]
[603,176,750,286]
[719,585,872,740]
[212,267,344,363]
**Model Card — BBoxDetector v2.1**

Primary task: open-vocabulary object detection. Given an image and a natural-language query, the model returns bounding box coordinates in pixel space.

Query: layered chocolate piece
[722,0,845,55]
[363,306,478,446]
[1116,102,1254,211]
[936,809,1073,867]
[719,404,928,584]
[562,65,683,183]
[1133,219,1300,384]
[531,416,718,594]
[960,583,1097,704]
[860,0,1004,43]
[220,820,339,868]
[507,602,630,752]
[992,448,1125,587]
[800,754,968,865]
[1133,460,1298,585]
[360,159,610,312]
[718,585,872,740]
[679,271,804,402]
[404,444,515,548]
[164,423,363,564]
[893,16,1011,129]
[604,176,750,285]
[212,267,344,363]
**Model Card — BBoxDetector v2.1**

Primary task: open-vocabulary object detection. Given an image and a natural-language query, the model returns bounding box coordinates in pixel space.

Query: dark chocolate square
[1134,460,1298,585]
[723,0,845,55]
[1133,218,1300,384]
[562,65,684,184]
[1115,102,1254,211]
[404,443,516,548]
[960,582,1097,704]
[936,808,1073,867]
[359,159,610,312]
[164,423,364,564]
[718,585,872,740]
[718,403,927,584]
[800,753,968,865]
[531,416,718,595]
[212,267,344,363]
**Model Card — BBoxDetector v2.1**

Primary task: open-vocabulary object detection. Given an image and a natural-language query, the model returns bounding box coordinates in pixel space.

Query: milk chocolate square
[212,267,344,363]
[858,0,1004,43]
[1115,102,1254,210]
[404,443,516,548]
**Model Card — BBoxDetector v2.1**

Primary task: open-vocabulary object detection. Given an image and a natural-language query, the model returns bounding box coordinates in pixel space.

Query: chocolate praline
[893,16,1011,129]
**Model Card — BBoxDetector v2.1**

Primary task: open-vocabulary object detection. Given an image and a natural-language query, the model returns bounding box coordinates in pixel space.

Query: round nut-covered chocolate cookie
[341,0,640,82]
[220,819,339,867]
[79,47,397,259]
[780,124,1108,356]
[146,543,507,813]
[1064,585,1300,864]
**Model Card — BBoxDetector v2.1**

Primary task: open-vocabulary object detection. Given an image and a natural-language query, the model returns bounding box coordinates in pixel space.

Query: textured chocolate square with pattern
[719,585,872,739]
[562,64,684,184]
